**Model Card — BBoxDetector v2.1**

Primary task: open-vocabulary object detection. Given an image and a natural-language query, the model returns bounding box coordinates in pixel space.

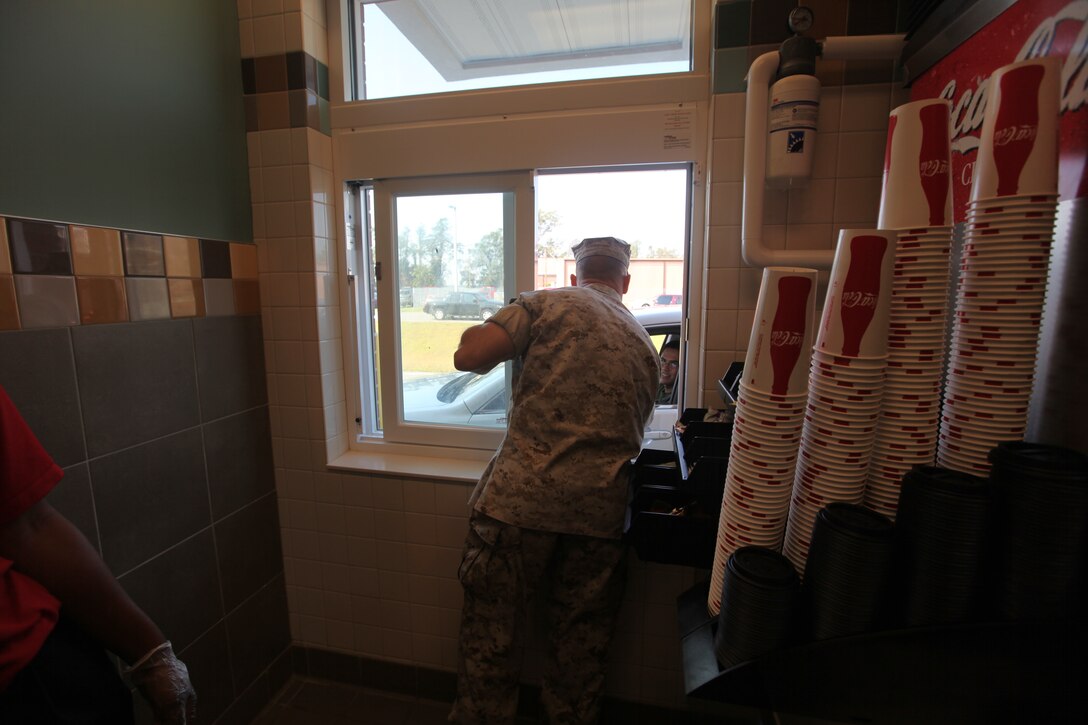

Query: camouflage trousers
[449,511,628,725]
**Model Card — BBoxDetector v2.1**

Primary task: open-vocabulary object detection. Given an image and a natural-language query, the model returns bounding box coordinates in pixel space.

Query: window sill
[328,443,490,483]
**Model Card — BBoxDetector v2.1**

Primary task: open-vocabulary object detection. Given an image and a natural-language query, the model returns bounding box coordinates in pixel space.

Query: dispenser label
[769,100,818,132]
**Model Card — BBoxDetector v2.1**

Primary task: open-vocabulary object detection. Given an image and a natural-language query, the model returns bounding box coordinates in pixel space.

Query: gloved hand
[124,641,197,724]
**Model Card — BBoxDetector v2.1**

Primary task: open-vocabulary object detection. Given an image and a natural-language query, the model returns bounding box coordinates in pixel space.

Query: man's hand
[125,642,197,724]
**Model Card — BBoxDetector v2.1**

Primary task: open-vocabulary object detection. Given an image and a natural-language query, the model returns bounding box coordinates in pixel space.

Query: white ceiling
[373,0,692,80]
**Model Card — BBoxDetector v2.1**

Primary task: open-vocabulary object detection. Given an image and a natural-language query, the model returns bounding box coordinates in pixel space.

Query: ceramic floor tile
[14,274,79,328]
[76,276,128,324]
[126,277,171,321]
[169,278,206,318]
[122,232,166,276]
[0,275,18,330]
[69,225,123,276]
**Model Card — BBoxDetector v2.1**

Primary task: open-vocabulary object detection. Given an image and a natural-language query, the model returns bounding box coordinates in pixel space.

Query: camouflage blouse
[469,283,660,539]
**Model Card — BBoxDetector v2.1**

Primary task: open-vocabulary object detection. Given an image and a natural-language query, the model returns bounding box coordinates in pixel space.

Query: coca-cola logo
[992,123,1040,145]
[919,159,951,176]
[940,1,1087,159]
[770,330,803,347]
[841,291,877,309]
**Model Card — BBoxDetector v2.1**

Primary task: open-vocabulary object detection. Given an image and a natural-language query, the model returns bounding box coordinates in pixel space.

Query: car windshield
[436,369,493,403]
[403,306,681,432]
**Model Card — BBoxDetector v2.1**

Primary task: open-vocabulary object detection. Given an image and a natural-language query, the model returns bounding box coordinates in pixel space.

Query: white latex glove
[124,642,197,724]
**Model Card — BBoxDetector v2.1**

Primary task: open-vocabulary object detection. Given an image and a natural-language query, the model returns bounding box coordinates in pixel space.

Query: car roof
[632,304,681,332]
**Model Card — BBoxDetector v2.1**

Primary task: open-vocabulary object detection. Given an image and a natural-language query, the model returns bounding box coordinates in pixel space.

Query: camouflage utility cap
[571,236,631,271]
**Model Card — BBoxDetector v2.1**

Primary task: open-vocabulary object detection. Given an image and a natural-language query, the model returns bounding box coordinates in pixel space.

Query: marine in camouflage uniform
[449,238,660,725]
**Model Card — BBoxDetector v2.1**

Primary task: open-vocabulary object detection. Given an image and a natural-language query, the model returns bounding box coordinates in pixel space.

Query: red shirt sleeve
[0,385,63,525]
[0,385,64,690]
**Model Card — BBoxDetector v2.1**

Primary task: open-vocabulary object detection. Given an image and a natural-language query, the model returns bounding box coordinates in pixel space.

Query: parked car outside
[399,287,413,307]
[422,291,502,320]
[640,293,683,308]
[402,306,682,429]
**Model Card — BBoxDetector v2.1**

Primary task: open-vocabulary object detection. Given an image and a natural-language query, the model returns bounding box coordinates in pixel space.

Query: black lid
[989,441,1088,479]
[729,546,799,587]
[820,502,894,539]
[903,465,989,497]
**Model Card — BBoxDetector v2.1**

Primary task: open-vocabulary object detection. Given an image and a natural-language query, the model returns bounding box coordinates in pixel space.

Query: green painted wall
[0,0,251,242]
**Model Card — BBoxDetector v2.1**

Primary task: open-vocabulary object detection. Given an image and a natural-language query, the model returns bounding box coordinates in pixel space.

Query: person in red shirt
[0,384,196,724]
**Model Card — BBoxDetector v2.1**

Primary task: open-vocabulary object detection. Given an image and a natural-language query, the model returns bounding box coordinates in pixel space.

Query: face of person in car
[660,346,679,388]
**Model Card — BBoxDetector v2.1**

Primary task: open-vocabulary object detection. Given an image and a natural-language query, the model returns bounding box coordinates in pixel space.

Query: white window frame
[325,0,712,468]
[362,171,535,452]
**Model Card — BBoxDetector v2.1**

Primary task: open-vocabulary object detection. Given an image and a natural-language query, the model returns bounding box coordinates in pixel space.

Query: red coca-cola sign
[911,0,1088,219]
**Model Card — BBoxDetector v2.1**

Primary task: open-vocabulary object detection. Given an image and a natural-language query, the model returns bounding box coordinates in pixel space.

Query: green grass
[400,320,474,372]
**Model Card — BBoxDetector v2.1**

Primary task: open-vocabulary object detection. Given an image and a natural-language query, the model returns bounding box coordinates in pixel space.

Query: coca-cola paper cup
[971,57,1061,201]
[743,267,819,396]
[817,230,897,358]
[879,99,953,229]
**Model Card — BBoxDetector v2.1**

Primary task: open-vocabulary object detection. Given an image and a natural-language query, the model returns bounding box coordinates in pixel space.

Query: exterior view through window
[351,0,693,100]
[351,167,688,447]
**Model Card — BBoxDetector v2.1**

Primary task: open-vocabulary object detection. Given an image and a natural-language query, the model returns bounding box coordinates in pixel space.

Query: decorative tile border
[242,51,331,135]
[0,215,259,331]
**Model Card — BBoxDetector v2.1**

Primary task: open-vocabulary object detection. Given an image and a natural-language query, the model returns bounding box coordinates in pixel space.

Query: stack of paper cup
[938,57,1060,476]
[866,99,955,517]
[707,267,818,617]
[783,230,896,574]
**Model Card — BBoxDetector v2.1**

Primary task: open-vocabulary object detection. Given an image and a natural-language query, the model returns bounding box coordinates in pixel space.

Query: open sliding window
[344,166,691,454]
[347,172,535,451]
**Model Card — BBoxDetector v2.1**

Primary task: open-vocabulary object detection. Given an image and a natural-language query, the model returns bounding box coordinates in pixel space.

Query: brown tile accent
[69,225,124,276]
[0,275,18,330]
[199,239,232,279]
[163,236,202,277]
[168,278,206,318]
[255,54,288,93]
[230,243,259,279]
[257,92,291,130]
[76,276,128,324]
[126,277,171,321]
[288,89,309,129]
[0,218,9,275]
[7,219,72,275]
[233,279,261,315]
[122,232,166,276]
[15,275,79,328]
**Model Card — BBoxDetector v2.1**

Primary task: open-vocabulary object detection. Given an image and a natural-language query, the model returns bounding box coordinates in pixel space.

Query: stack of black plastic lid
[714,546,800,670]
[802,503,895,640]
[893,465,991,626]
[988,441,1088,620]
